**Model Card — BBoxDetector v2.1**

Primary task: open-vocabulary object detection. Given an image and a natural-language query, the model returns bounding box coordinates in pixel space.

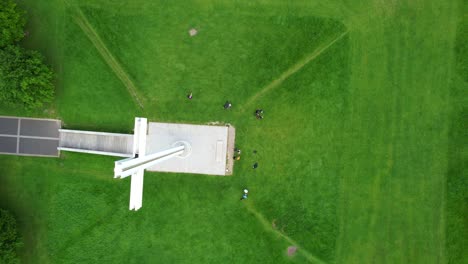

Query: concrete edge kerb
[0,116,61,122]
[57,147,132,157]
[59,129,132,137]
[0,151,59,158]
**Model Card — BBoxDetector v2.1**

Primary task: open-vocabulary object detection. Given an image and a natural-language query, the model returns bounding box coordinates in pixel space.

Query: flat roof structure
[145,122,233,176]
[0,116,61,157]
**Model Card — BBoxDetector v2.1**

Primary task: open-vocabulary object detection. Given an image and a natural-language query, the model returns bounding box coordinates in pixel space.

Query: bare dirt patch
[287,246,298,257]
[189,28,198,36]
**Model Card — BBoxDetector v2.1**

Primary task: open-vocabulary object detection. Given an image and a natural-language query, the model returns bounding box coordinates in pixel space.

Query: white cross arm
[114,145,185,179]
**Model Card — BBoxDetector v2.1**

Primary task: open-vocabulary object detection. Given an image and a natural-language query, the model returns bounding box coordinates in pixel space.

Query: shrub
[0,45,54,109]
[0,0,26,47]
[0,209,23,264]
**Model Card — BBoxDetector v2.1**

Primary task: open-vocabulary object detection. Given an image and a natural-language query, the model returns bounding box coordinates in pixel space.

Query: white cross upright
[113,118,186,211]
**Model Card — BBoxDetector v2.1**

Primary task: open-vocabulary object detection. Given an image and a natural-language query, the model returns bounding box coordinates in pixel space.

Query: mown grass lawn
[0,0,465,263]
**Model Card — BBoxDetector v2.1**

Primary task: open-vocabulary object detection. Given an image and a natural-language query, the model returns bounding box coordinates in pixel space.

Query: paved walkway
[0,116,61,157]
[58,129,133,157]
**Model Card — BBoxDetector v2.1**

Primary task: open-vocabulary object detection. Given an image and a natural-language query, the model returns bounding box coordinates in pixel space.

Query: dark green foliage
[446,31,468,262]
[0,45,54,109]
[0,209,22,264]
[454,15,467,82]
[0,0,55,110]
[0,0,26,47]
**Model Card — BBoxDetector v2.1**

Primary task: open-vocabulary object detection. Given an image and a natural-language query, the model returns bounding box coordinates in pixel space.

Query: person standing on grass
[255,109,264,119]
[240,189,248,200]
[253,162,258,169]
[224,101,232,109]
[233,148,241,160]
[187,92,193,99]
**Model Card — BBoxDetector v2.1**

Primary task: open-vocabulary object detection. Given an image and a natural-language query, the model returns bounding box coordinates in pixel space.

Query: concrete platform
[145,122,234,176]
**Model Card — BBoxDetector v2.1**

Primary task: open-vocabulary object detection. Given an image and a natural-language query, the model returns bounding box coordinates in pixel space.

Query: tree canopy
[0,0,26,47]
[0,0,55,109]
[0,45,55,109]
[0,209,23,264]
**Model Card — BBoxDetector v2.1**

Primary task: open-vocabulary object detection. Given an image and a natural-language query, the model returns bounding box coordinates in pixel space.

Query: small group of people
[233,148,241,161]
[185,93,262,202]
[224,101,232,109]
[187,93,264,120]
[233,147,258,167]
[255,109,264,119]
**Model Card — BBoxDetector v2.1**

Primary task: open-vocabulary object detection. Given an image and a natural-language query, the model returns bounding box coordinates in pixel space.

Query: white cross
[113,118,186,210]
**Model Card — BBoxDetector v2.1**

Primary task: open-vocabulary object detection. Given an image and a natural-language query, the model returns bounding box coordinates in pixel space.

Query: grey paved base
[0,118,18,135]
[20,119,60,138]
[0,136,17,153]
[0,116,61,157]
[19,138,59,156]
[146,122,232,176]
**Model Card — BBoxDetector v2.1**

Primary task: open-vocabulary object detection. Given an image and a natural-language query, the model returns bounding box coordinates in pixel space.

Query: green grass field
[0,0,466,263]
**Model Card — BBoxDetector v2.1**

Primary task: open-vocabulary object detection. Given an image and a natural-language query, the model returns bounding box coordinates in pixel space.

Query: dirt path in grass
[244,203,327,264]
[242,30,348,110]
[70,6,144,109]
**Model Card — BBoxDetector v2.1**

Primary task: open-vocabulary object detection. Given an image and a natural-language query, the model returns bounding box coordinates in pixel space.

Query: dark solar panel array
[0,117,61,157]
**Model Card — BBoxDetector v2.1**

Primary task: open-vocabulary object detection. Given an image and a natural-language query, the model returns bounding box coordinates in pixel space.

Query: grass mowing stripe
[54,208,116,257]
[334,0,457,261]
[245,203,327,264]
[4,0,463,262]
[69,6,144,109]
[242,30,348,110]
